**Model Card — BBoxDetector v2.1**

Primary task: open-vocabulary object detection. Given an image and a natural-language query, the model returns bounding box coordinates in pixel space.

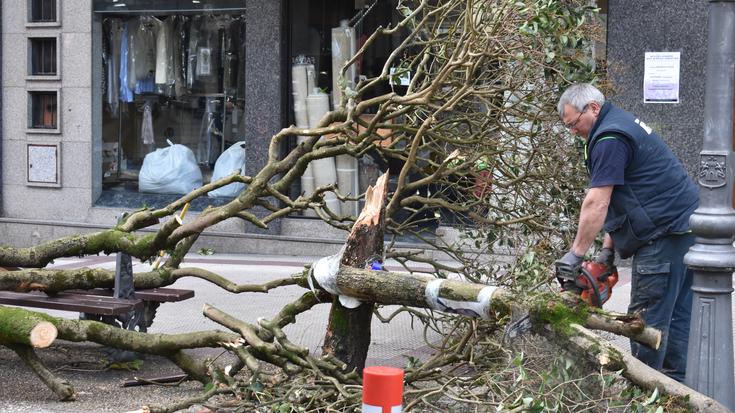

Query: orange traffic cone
[362,366,404,412]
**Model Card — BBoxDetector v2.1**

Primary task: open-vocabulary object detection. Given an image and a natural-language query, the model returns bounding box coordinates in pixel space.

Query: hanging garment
[141,101,155,145]
[102,21,108,101]
[107,19,122,115]
[135,73,155,94]
[126,18,138,91]
[155,17,177,95]
[154,16,170,88]
[186,16,200,91]
[235,16,246,101]
[119,20,135,103]
[197,98,223,166]
[190,15,221,93]
[223,17,241,97]
[131,16,157,91]
[172,16,189,98]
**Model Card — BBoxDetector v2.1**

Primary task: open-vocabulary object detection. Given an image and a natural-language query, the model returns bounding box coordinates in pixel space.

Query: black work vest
[586,103,699,258]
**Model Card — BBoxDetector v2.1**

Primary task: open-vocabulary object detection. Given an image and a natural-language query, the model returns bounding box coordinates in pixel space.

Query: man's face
[561,103,599,139]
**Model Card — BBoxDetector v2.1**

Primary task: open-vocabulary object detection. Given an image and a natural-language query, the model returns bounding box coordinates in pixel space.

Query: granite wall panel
[243,0,284,236]
[607,0,708,177]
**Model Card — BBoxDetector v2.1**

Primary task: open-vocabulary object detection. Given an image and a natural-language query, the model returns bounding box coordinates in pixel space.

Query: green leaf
[642,387,659,406]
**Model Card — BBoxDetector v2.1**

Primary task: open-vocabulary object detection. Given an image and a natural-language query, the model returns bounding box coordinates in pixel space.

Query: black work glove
[554,250,584,280]
[555,251,584,293]
[595,247,615,269]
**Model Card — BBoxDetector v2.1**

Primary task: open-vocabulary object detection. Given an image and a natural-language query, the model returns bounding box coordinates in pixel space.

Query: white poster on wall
[643,52,680,103]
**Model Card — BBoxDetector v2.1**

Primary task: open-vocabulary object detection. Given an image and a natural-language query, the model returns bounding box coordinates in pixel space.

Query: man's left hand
[595,247,615,269]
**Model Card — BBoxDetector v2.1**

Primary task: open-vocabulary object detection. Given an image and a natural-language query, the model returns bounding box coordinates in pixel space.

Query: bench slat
[66,288,195,303]
[0,291,142,315]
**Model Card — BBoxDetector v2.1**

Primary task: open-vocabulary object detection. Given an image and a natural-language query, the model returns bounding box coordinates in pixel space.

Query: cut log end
[29,321,57,348]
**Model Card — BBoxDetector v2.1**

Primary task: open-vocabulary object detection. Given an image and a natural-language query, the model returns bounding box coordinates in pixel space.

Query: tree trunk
[328,267,662,349]
[322,173,389,373]
[559,324,730,413]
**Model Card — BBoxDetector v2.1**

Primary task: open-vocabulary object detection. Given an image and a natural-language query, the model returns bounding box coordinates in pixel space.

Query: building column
[243,0,285,234]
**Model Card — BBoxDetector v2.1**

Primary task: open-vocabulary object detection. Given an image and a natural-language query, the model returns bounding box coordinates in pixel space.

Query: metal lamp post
[683,1,735,409]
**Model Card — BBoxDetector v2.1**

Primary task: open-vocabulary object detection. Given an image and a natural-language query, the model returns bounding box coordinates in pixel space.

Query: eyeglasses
[564,105,588,130]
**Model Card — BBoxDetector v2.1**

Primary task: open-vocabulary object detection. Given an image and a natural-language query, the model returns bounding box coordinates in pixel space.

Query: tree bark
[322,173,389,373]
[329,267,662,349]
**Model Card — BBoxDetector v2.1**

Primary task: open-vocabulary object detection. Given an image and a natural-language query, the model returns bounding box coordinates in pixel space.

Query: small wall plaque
[27,142,61,187]
[698,151,727,189]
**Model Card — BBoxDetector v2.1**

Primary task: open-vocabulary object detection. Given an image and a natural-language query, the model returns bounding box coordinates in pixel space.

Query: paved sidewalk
[1,253,732,412]
[602,266,633,351]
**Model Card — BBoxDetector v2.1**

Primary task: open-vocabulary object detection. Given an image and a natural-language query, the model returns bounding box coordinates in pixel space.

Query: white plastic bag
[139,140,203,194]
[141,102,155,145]
[208,142,247,198]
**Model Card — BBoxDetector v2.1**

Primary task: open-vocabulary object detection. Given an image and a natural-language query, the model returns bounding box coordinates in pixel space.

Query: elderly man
[553,83,699,382]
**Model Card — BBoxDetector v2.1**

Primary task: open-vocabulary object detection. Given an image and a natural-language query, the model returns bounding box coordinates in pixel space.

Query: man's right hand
[554,250,584,279]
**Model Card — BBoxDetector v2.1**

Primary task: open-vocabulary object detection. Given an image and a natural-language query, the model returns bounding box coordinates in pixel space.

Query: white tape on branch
[308,246,362,309]
[424,279,497,319]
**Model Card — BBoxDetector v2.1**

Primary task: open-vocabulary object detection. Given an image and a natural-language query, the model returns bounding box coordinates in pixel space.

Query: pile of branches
[3,1,721,412]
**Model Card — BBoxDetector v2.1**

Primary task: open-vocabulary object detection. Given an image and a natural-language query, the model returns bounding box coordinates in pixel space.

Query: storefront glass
[94,1,246,205]
[286,0,402,216]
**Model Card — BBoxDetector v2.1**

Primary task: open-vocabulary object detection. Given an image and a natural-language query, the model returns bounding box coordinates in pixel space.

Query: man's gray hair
[557,83,605,117]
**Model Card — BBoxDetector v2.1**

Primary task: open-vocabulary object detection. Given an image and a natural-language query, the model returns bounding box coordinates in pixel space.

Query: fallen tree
[0,0,716,412]
[0,174,723,411]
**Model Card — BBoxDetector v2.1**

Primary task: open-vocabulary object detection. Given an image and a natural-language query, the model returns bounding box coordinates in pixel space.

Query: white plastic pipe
[293,63,318,216]
[306,91,340,215]
[297,136,317,217]
[331,21,357,109]
[336,154,359,216]
[291,63,315,128]
[331,22,358,216]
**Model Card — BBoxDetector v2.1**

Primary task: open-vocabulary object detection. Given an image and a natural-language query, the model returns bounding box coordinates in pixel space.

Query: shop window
[28,36,59,78]
[28,90,60,132]
[94,2,246,205]
[27,0,60,26]
[287,0,403,216]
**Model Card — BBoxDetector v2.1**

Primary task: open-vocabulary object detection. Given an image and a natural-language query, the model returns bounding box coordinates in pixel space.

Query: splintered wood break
[354,172,388,228]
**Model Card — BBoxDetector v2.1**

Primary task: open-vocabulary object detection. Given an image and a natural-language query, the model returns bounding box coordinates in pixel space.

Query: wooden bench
[67,287,194,303]
[0,252,194,330]
[0,290,144,315]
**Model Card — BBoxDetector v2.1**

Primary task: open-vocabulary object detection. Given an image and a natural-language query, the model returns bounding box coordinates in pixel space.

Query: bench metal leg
[79,249,158,361]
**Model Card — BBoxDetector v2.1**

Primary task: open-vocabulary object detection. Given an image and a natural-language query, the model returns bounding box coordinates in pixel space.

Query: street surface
[1,253,722,412]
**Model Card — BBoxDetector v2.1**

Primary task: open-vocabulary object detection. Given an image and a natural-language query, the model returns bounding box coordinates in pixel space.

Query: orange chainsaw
[556,260,619,308]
